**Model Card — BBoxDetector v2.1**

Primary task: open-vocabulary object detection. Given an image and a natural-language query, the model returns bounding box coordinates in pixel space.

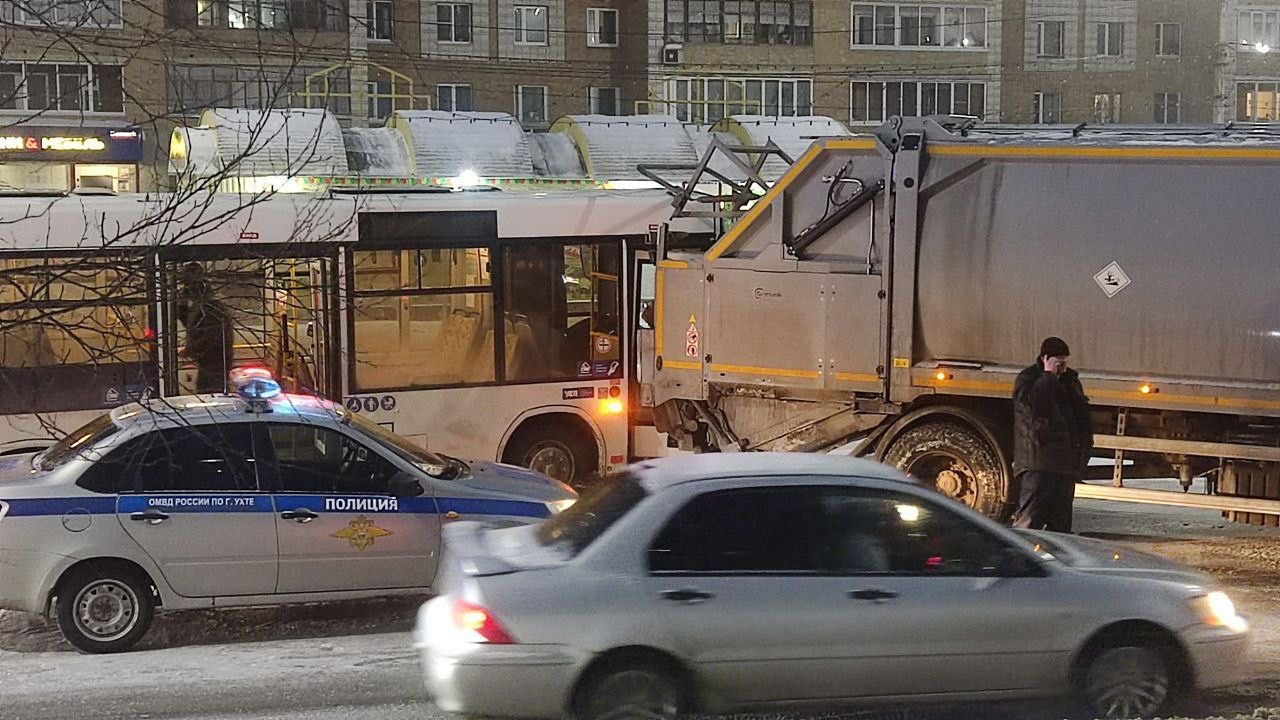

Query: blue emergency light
[234,374,282,413]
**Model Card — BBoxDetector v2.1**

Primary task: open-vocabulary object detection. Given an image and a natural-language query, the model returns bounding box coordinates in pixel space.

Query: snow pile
[389,111,536,178]
[342,127,411,176]
[203,108,349,177]
[551,115,698,180]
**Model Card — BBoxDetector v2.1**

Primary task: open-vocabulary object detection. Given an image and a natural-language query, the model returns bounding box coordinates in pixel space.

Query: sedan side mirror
[997,548,1045,578]
[390,471,425,498]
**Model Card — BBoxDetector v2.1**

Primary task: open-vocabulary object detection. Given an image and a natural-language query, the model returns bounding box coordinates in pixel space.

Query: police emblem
[333,514,392,551]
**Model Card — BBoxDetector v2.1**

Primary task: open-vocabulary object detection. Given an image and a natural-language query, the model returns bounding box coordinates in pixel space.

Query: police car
[0,372,577,653]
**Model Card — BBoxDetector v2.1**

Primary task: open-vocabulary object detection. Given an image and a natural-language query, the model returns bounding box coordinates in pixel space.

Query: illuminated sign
[0,127,142,161]
[0,135,107,152]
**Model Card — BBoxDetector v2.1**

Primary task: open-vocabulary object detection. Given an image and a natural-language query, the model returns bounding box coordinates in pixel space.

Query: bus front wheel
[503,416,599,488]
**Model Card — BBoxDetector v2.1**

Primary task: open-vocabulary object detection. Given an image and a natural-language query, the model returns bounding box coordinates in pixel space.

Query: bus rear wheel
[503,417,599,488]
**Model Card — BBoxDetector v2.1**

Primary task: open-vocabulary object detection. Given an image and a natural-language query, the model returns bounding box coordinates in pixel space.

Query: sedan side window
[649,486,826,574]
[114,423,258,493]
[266,424,398,494]
[821,490,1011,576]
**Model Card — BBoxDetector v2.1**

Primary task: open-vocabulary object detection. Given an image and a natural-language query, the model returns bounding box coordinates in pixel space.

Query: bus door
[159,247,339,398]
[629,247,666,459]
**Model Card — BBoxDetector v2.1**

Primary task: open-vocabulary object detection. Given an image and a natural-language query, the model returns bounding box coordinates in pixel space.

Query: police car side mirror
[390,471,424,498]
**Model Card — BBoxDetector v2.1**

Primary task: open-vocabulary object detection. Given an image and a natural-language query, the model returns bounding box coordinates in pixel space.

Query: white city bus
[0,188,707,484]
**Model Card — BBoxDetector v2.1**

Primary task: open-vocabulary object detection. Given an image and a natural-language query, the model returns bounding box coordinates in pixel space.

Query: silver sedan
[414,453,1250,720]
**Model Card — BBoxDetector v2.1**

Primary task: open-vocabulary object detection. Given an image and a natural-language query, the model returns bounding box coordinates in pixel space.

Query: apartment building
[1220,0,1280,122]
[644,0,1003,126]
[8,0,1280,193]
[1,0,647,190]
[997,0,1219,125]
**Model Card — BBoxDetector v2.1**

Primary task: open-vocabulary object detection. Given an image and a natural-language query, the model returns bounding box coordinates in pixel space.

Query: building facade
[6,1,1280,192]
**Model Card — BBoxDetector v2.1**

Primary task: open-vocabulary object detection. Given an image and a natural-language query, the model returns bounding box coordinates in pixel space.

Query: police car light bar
[229,366,273,385]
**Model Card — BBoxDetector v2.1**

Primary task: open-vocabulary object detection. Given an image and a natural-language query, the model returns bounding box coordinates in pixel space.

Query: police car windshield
[35,413,120,471]
[346,412,447,469]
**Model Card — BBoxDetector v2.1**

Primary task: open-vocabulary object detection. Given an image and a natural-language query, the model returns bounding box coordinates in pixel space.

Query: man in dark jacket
[1012,337,1093,532]
[176,263,234,394]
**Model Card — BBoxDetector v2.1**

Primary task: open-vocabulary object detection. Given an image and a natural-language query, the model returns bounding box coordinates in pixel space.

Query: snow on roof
[342,127,411,176]
[549,115,699,180]
[389,111,536,178]
[713,116,852,179]
[528,133,585,177]
[201,108,349,177]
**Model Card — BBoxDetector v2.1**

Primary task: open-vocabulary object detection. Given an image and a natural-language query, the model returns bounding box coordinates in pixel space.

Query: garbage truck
[641,117,1280,525]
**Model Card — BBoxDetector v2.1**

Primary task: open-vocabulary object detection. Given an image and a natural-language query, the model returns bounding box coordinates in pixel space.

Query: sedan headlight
[546,498,577,515]
[1190,591,1248,633]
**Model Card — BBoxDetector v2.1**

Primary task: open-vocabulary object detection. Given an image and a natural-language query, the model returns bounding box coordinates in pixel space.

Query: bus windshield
[35,413,120,471]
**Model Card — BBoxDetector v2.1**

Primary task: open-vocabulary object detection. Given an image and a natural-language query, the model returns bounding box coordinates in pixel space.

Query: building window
[1096,21,1123,56]
[668,76,811,123]
[167,64,351,115]
[368,80,392,119]
[851,80,985,123]
[852,3,985,48]
[1033,92,1063,123]
[1093,92,1120,123]
[1037,20,1065,57]
[587,8,619,46]
[438,83,473,111]
[1239,11,1280,49]
[666,1,812,46]
[5,0,123,27]
[515,5,549,45]
[0,63,124,113]
[589,86,620,115]
[186,0,343,30]
[367,0,393,40]
[1155,22,1180,57]
[1238,81,1280,122]
[1154,93,1180,124]
[436,2,472,43]
[517,85,548,123]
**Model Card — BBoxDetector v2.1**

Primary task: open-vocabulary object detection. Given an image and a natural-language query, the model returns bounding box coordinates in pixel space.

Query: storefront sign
[0,126,142,162]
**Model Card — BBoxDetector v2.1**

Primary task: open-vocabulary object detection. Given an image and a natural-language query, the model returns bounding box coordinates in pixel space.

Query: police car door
[260,421,439,593]
[115,422,278,597]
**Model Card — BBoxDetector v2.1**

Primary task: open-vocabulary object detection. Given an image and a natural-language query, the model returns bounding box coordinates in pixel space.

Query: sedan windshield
[35,413,120,471]
[535,473,647,557]
[345,411,448,470]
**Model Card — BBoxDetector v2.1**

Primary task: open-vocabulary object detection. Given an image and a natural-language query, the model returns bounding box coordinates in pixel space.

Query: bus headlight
[1191,591,1248,633]
[546,498,577,515]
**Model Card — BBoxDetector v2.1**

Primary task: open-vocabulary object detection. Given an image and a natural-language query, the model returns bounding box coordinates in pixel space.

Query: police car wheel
[56,564,154,654]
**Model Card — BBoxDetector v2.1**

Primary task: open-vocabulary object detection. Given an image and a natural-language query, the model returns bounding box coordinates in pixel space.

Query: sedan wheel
[1083,645,1171,719]
[580,665,682,720]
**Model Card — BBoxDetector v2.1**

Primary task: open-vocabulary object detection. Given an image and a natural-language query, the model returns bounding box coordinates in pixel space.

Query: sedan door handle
[280,509,319,523]
[129,509,169,525]
[661,589,714,604]
[848,589,898,602]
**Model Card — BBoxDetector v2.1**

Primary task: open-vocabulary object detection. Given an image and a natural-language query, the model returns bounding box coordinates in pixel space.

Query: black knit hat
[1040,336,1071,358]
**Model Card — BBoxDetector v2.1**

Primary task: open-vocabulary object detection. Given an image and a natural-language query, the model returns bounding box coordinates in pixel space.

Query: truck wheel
[503,417,599,488]
[55,563,154,654]
[882,420,1011,520]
